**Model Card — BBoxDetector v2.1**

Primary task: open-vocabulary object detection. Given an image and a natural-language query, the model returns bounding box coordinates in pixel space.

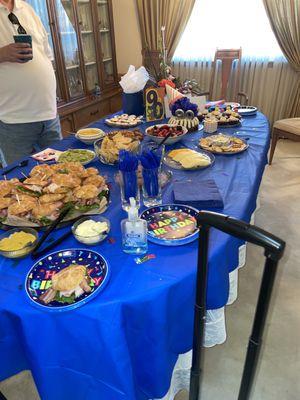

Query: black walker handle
[189,211,285,400]
[196,211,285,260]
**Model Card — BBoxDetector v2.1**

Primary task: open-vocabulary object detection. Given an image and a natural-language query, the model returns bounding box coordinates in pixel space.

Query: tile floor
[1,139,300,400]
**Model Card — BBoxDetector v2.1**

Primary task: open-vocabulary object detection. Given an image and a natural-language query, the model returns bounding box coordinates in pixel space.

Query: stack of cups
[204,119,218,134]
[140,144,164,207]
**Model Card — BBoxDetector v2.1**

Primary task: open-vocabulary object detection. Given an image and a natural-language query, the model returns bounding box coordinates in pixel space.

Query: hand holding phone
[0,42,32,63]
[14,35,33,62]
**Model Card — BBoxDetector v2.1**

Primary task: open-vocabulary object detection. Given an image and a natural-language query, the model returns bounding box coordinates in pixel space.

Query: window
[173,0,284,61]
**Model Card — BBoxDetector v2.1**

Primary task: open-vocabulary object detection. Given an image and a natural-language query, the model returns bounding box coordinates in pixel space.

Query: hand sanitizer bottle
[121,197,148,255]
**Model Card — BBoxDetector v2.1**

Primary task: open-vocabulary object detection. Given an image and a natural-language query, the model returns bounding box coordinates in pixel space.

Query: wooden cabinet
[74,99,110,127]
[27,0,121,133]
[60,115,74,137]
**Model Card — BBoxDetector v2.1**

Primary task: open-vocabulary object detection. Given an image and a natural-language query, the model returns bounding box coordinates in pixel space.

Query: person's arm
[0,43,32,63]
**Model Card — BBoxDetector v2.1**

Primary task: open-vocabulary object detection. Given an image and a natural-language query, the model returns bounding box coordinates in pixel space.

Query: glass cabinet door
[77,0,100,92]
[96,0,115,85]
[55,0,84,98]
[27,0,62,101]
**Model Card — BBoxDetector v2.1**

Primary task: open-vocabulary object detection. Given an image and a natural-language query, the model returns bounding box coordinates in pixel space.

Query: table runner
[0,112,269,399]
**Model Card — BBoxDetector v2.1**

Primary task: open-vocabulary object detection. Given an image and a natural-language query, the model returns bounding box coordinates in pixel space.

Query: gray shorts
[0,116,62,166]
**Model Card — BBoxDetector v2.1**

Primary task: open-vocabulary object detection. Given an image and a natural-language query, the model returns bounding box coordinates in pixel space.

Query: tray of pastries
[199,134,248,154]
[105,114,143,128]
[198,106,242,127]
[94,129,143,165]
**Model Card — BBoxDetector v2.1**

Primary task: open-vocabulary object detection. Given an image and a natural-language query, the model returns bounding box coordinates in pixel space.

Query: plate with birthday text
[140,204,199,246]
[25,249,110,312]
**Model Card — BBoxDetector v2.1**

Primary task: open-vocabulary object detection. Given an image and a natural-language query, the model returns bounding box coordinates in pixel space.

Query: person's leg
[37,115,62,150]
[0,120,42,166]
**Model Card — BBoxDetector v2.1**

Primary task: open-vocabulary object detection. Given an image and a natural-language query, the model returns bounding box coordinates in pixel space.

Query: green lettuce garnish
[54,292,76,305]
[17,185,41,197]
[75,203,99,213]
[39,216,52,226]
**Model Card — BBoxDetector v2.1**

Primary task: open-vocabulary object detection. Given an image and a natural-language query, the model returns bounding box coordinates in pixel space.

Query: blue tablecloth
[0,112,269,400]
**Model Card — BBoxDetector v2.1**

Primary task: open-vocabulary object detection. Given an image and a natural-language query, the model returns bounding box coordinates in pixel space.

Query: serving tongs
[31,204,73,259]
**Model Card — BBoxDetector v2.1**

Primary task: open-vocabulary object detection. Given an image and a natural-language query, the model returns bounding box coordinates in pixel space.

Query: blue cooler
[122,91,144,116]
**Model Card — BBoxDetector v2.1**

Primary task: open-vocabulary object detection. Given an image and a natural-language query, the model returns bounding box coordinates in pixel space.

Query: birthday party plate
[237,106,258,116]
[25,249,110,312]
[140,204,199,246]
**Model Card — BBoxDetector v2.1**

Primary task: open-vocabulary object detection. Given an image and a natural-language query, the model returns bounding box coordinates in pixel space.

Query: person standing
[0,0,62,166]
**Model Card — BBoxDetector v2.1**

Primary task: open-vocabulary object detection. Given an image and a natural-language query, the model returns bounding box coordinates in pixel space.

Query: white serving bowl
[72,216,110,245]
[145,124,188,145]
[76,128,106,145]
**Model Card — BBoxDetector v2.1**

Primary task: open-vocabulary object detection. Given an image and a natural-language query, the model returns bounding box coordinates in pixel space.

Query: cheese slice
[169,149,211,168]
[168,149,192,160]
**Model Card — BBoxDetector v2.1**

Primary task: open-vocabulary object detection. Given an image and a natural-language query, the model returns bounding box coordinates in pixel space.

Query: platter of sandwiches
[0,162,109,228]
[25,249,110,311]
[163,147,214,170]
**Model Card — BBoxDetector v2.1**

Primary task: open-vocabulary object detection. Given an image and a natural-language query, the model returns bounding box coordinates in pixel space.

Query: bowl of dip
[0,228,38,258]
[72,216,110,245]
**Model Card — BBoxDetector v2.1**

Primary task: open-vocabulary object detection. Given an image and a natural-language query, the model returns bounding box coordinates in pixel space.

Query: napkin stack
[173,179,224,210]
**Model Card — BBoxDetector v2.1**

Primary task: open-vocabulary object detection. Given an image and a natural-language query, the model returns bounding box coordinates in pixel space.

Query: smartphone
[14,35,33,62]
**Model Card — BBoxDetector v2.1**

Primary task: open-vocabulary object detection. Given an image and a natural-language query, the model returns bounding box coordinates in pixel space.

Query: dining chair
[269,118,300,165]
[201,48,248,105]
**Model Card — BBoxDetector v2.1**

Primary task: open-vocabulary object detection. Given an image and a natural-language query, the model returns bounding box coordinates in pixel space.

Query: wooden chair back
[209,48,242,101]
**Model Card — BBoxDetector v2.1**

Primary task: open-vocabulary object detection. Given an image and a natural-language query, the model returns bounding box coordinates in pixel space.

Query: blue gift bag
[122,91,144,116]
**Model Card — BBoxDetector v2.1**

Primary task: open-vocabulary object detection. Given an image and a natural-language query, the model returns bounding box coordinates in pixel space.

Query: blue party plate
[140,204,199,246]
[25,248,110,312]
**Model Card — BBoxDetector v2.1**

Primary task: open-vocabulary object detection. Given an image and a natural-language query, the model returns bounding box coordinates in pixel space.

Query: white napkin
[120,65,149,94]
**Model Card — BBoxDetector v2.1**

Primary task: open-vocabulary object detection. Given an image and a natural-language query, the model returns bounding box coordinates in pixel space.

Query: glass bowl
[145,124,188,145]
[72,215,110,245]
[0,227,38,259]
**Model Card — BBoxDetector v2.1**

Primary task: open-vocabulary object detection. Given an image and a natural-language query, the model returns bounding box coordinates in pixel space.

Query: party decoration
[145,87,165,122]
[134,254,156,264]
[166,85,184,107]
[168,96,199,132]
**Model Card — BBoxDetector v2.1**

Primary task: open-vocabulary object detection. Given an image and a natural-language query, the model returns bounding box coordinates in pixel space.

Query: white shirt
[0,0,57,123]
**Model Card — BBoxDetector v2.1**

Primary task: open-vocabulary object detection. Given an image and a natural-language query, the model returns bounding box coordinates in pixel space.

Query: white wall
[112,0,143,75]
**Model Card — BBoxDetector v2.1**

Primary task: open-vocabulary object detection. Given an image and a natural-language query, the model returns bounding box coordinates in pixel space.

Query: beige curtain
[136,0,195,60]
[172,58,298,125]
[263,0,300,117]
